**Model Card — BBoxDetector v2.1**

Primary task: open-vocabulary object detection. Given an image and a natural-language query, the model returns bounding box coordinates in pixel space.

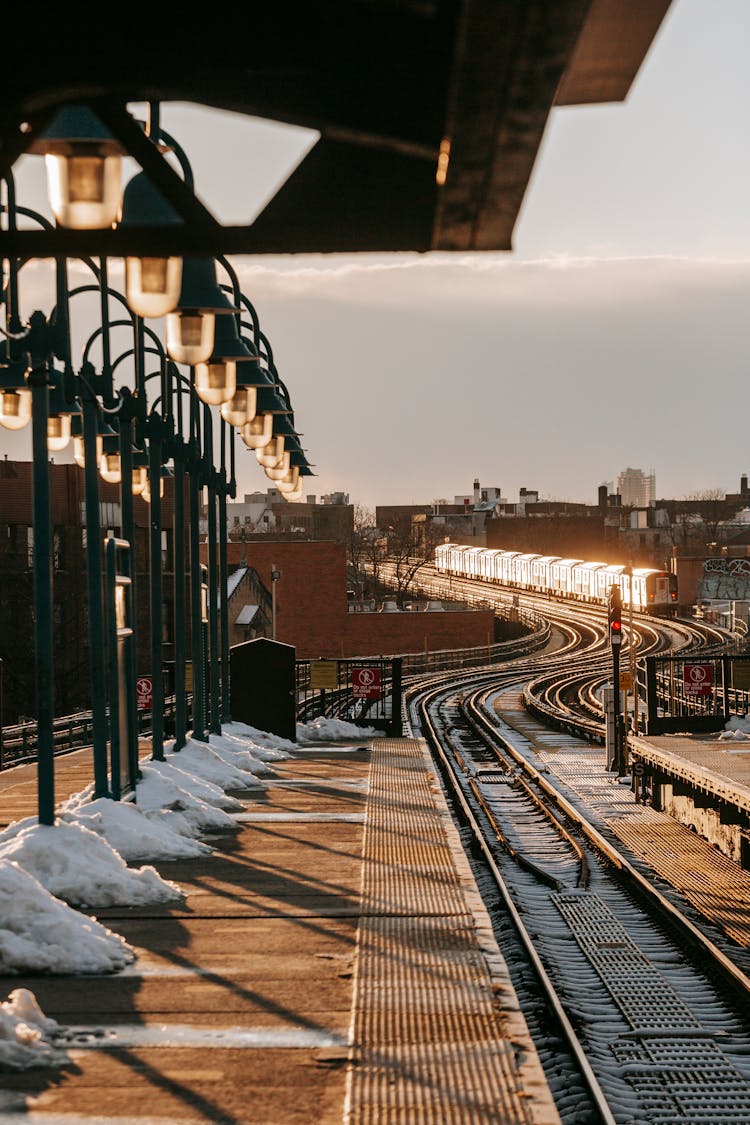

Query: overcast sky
[7,0,750,512]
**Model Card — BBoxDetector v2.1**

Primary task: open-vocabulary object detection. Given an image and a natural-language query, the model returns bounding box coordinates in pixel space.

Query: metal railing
[0,697,181,770]
[645,654,750,734]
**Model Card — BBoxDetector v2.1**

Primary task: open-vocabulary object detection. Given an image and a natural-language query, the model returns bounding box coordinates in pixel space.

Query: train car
[531,555,561,591]
[550,559,583,596]
[433,543,678,614]
[571,561,606,601]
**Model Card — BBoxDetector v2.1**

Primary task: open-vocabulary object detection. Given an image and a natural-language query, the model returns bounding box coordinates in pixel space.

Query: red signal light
[611,620,621,632]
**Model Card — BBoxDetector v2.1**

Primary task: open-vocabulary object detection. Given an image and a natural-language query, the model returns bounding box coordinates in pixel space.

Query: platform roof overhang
[0,0,671,258]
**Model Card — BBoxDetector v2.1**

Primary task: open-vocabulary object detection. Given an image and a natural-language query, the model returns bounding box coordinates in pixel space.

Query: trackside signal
[608,585,622,646]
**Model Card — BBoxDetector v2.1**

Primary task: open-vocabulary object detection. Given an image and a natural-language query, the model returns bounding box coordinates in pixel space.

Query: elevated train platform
[0,738,560,1124]
[629,731,750,871]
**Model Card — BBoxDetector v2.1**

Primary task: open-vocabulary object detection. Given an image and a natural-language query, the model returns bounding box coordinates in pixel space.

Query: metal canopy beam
[0,1,672,257]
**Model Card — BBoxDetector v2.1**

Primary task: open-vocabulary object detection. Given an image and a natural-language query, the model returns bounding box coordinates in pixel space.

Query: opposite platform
[0,738,560,1124]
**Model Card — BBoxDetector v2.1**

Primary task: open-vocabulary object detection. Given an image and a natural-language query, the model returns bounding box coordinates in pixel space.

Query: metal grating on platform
[347,739,560,1124]
[554,890,750,1121]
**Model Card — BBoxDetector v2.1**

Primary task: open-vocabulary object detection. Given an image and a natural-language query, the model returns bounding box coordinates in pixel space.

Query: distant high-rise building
[617,467,655,508]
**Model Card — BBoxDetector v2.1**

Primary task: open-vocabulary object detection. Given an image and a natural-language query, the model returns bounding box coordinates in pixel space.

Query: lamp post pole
[148,410,166,761]
[171,438,188,750]
[80,365,111,798]
[203,406,221,735]
[188,399,207,742]
[27,350,56,823]
[219,421,233,723]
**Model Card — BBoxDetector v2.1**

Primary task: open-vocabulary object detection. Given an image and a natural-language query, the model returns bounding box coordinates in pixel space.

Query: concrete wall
[659,782,746,866]
[343,609,496,659]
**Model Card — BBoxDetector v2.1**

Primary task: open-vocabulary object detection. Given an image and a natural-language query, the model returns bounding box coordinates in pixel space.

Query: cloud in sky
[227,253,750,508]
[5,253,748,511]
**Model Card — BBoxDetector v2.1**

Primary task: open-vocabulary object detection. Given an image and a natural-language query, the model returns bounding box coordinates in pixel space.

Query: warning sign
[310,661,338,690]
[619,671,632,692]
[351,667,382,700]
[684,663,713,696]
[136,676,153,711]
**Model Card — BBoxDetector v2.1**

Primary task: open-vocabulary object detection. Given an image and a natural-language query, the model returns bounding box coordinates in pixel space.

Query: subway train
[434,543,679,614]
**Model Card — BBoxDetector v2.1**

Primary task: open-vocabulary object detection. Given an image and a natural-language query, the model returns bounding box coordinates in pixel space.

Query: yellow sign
[185,662,193,692]
[310,661,338,690]
[733,662,750,691]
[619,671,632,691]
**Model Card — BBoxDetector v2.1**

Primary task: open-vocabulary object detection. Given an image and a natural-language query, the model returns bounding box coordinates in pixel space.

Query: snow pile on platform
[222,720,297,758]
[199,732,277,775]
[0,989,66,1069]
[65,791,217,859]
[0,722,303,1058]
[296,716,383,743]
[135,763,241,836]
[0,861,134,976]
[0,821,183,907]
[719,715,750,740]
[163,736,268,789]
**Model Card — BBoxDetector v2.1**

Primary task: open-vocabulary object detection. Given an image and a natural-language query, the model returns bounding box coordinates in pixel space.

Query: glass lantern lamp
[0,387,32,431]
[265,451,292,481]
[165,258,238,367]
[241,413,274,450]
[46,412,72,451]
[256,435,285,469]
[219,385,257,427]
[29,105,125,230]
[120,172,183,318]
[277,467,301,494]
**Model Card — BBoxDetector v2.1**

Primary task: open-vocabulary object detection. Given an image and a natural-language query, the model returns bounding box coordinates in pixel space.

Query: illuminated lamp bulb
[265,451,292,481]
[131,465,148,495]
[277,467,300,494]
[255,435,285,469]
[220,386,257,427]
[45,151,122,229]
[141,476,165,503]
[73,433,104,468]
[194,358,236,406]
[283,483,305,502]
[0,388,32,430]
[241,413,273,449]
[28,106,125,230]
[166,310,215,366]
[125,256,182,318]
[121,172,183,317]
[99,451,122,484]
[47,413,71,451]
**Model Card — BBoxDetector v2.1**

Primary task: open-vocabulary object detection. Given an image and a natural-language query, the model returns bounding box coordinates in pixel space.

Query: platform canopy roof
[1,0,672,257]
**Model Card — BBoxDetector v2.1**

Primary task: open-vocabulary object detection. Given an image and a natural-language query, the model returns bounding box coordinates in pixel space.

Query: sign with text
[351,666,382,700]
[733,662,750,691]
[136,676,153,711]
[683,663,713,696]
[310,661,339,691]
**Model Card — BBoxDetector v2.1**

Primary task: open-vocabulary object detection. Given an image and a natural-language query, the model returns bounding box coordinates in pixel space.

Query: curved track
[388,570,750,1123]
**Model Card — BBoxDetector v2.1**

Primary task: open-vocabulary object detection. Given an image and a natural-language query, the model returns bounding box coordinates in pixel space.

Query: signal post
[607,585,627,775]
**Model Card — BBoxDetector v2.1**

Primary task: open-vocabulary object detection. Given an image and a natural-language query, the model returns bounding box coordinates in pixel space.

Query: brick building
[0,459,188,722]
[220,540,495,659]
[222,489,354,544]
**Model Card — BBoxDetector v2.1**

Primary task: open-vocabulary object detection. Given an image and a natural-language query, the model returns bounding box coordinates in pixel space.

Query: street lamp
[120,172,183,318]
[165,257,237,367]
[28,105,126,230]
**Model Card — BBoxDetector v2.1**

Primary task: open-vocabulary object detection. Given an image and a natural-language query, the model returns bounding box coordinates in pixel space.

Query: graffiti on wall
[699,557,750,600]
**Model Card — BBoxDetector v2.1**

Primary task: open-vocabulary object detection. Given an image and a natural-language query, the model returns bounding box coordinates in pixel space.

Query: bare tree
[347,504,378,598]
[384,513,443,608]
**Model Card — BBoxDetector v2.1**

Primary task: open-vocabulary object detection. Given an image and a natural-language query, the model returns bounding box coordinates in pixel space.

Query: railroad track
[402,611,750,1124]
